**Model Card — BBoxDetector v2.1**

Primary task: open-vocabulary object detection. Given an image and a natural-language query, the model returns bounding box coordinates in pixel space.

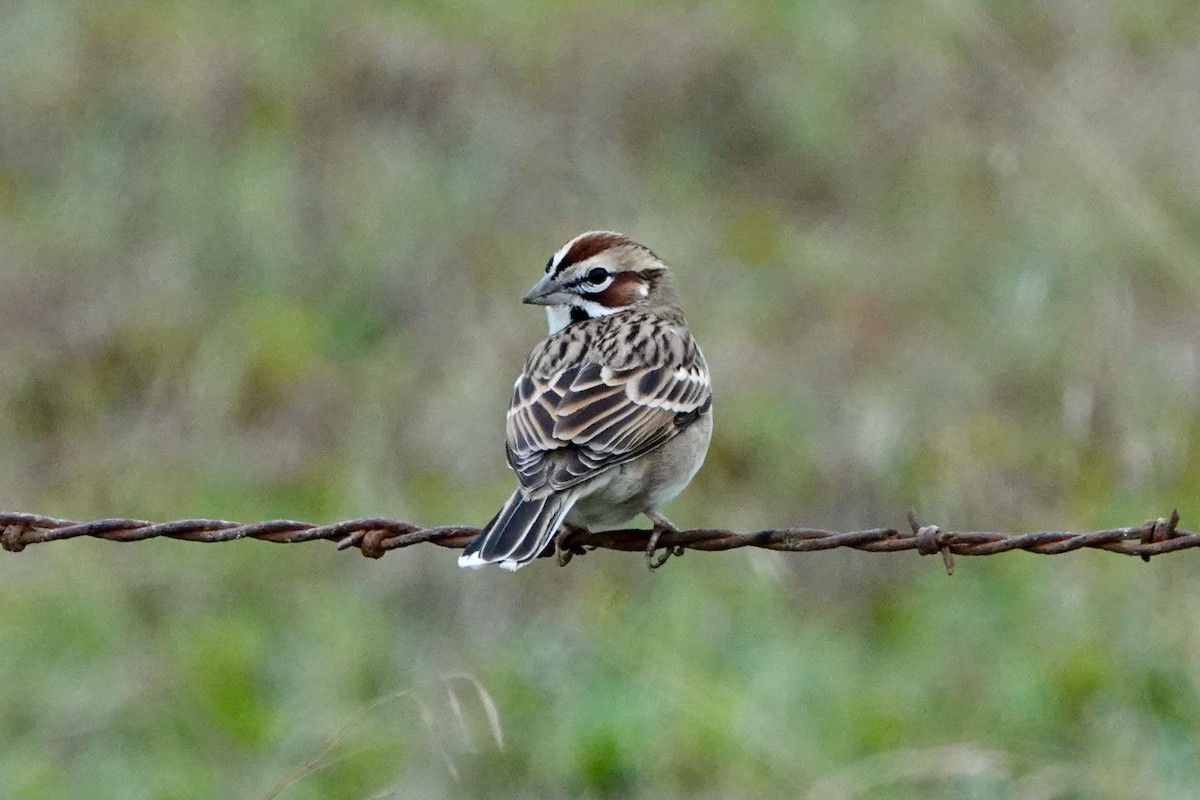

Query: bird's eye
[586,267,608,283]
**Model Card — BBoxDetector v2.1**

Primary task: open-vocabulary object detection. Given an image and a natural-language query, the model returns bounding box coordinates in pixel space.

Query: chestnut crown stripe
[548,231,657,275]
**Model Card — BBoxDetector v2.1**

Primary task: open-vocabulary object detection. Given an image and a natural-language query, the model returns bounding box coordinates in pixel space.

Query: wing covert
[504,324,711,494]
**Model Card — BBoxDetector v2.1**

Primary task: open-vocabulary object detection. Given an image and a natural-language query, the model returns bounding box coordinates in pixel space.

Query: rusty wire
[0,509,1194,572]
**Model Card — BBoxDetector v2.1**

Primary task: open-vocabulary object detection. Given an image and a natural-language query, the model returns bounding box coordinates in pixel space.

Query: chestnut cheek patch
[595,273,647,307]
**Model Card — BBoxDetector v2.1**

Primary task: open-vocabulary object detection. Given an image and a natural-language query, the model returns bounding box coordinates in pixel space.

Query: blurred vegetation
[2,0,1200,797]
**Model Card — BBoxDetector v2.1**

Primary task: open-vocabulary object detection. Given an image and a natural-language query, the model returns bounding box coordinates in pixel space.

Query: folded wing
[505,331,710,495]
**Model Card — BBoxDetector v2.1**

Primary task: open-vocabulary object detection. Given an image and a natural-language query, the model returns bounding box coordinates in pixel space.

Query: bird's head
[524,231,681,333]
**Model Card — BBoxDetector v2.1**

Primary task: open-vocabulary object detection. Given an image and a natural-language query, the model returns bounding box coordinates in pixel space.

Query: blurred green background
[2,0,1200,797]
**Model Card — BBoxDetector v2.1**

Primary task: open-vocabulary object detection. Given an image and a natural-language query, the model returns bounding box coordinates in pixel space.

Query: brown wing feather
[504,316,711,495]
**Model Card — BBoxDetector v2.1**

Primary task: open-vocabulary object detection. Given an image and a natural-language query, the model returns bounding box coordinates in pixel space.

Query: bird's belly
[564,412,712,528]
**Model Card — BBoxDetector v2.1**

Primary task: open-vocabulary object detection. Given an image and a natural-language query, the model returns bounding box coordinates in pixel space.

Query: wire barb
[1,510,1197,566]
[908,510,953,575]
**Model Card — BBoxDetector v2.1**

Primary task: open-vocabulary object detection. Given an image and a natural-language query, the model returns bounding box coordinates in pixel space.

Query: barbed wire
[0,509,1193,572]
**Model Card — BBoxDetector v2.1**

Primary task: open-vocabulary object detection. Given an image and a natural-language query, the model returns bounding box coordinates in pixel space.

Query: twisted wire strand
[1,510,1193,571]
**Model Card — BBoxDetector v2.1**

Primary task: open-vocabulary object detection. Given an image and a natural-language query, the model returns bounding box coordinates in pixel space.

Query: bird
[459,231,713,571]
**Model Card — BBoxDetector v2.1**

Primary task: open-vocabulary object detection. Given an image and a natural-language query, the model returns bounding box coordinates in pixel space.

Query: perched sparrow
[459,231,713,571]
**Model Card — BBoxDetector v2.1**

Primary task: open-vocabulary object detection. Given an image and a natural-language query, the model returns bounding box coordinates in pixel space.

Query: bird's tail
[458,489,579,571]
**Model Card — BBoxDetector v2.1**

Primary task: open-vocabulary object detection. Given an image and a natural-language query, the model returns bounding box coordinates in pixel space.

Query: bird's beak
[522,274,574,306]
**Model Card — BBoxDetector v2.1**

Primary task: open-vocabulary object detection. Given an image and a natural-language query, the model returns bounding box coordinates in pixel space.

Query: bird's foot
[645,511,684,570]
[555,523,591,566]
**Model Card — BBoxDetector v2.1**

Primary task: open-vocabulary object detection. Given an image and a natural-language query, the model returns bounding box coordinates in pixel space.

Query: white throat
[546,305,572,334]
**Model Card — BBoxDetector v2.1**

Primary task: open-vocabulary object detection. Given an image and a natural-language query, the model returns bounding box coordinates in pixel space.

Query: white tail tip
[457,552,530,571]
[457,552,489,569]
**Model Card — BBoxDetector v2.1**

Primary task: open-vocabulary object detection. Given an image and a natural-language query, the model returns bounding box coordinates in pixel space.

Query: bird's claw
[645,512,683,570]
[555,523,590,566]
